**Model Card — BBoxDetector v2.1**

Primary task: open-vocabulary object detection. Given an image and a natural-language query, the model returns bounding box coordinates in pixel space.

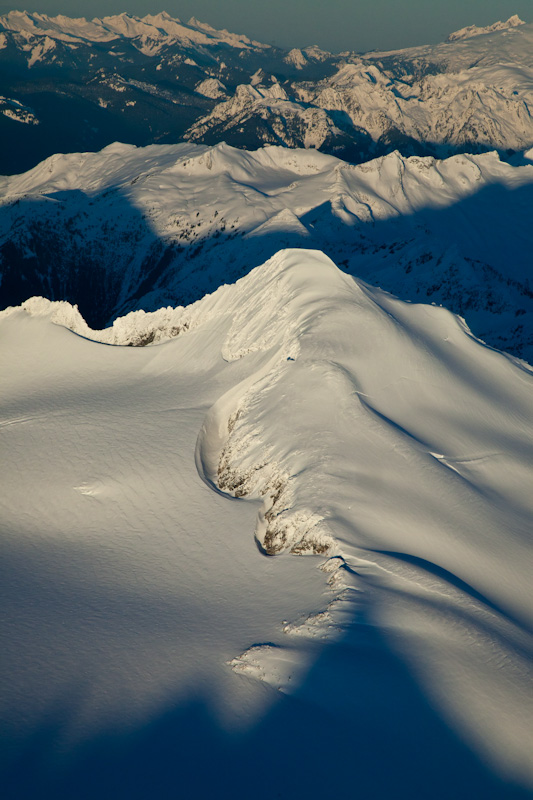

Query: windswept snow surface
[1,250,532,798]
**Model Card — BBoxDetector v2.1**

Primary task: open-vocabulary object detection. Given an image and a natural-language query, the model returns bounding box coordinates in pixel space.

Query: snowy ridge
[2,248,533,788]
[2,142,533,362]
[369,15,533,70]
[11,296,192,347]
[447,14,525,42]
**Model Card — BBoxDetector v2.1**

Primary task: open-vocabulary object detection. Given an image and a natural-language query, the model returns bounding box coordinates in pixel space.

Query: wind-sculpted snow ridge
[12,296,193,347]
[2,248,533,793]
[194,249,533,785]
[212,250,533,787]
[2,142,533,361]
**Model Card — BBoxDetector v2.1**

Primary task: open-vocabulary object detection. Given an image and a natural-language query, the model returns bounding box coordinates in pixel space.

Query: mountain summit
[1,142,532,360]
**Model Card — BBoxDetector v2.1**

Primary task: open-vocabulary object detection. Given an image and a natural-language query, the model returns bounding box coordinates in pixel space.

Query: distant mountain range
[1,11,532,174]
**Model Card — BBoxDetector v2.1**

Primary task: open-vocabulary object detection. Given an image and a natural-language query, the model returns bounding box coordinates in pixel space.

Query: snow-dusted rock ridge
[1,142,532,362]
[1,249,532,794]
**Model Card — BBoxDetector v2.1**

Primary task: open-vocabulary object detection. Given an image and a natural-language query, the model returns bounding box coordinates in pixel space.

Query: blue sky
[1,1,531,52]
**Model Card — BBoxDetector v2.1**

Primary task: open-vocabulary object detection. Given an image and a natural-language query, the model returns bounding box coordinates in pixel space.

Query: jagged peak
[146,10,174,22]
[187,16,210,30]
[195,77,228,99]
[0,9,269,50]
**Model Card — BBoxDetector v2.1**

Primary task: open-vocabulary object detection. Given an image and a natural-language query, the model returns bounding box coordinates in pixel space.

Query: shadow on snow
[1,598,530,800]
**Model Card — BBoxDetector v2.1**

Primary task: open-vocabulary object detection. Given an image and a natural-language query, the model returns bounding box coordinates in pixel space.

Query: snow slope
[370,14,532,71]
[1,249,532,797]
[1,142,532,361]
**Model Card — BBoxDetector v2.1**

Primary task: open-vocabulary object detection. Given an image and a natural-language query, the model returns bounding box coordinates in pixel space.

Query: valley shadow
[0,189,170,329]
[1,174,532,357]
[1,600,530,800]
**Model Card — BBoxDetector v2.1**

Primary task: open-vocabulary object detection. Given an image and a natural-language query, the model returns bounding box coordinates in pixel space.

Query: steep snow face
[1,249,532,794]
[1,143,532,361]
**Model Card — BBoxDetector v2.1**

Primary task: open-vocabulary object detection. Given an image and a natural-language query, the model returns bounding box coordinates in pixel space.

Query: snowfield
[1,249,532,798]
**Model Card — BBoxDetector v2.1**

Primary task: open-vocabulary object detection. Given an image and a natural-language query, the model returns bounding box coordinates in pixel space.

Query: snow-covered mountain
[0,10,283,174]
[0,10,269,54]
[1,248,532,797]
[191,17,533,158]
[447,13,525,42]
[1,11,532,173]
[1,142,532,361]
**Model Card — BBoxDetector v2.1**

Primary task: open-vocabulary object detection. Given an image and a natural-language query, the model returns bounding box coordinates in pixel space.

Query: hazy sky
[1,1,531,52]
